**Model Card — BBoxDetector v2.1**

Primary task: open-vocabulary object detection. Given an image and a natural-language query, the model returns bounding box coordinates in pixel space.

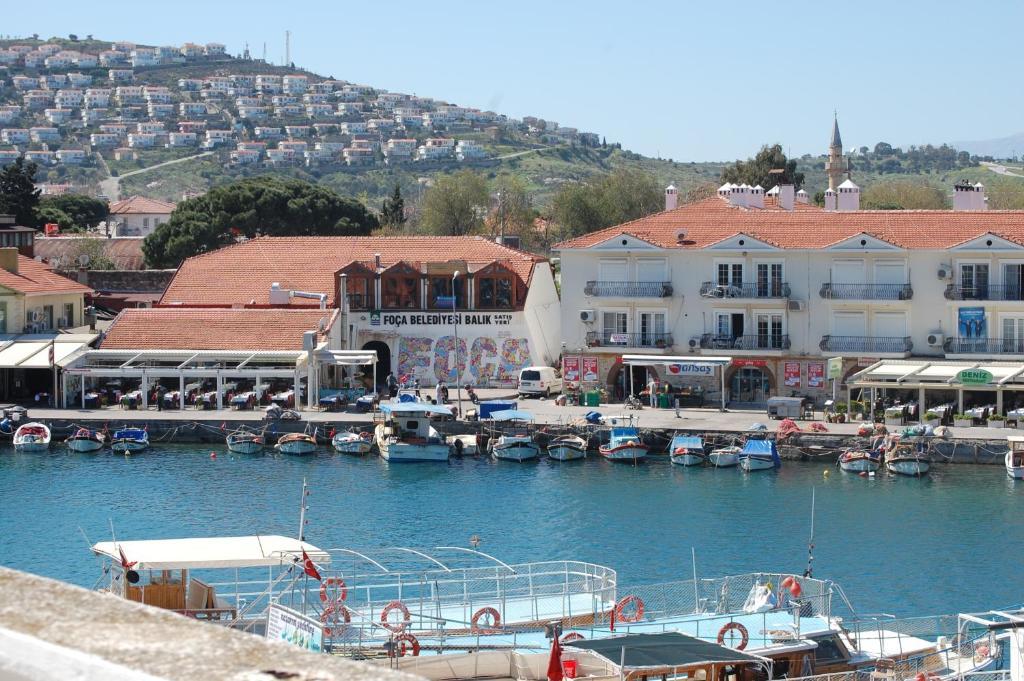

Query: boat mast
[804,487,815,578]
[297,478,309,541]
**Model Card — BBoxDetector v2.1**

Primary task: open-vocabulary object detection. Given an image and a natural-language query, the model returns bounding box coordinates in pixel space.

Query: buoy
[210,452,217,459]
[823,469,830,478]
[859,471,867,477]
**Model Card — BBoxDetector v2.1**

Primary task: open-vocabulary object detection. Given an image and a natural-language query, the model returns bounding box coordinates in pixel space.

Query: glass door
[602,311,627,345]
[960,264,989,300]
[756,313,784,349]
[756,263,784,297]
[639,312,666,347]
[1003,317,1024,354]
[1004,264,1024,301]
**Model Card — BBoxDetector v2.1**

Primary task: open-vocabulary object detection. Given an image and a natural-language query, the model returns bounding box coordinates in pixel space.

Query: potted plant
[924,411,940,427]
[953,413,973,428]
[987,414,1006,429]
[884,409,904,427]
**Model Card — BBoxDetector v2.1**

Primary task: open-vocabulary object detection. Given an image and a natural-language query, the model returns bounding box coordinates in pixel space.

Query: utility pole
[285,30,290,66]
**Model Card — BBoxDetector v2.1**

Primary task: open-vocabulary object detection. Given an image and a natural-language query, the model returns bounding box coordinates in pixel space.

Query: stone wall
[76,269,176,293]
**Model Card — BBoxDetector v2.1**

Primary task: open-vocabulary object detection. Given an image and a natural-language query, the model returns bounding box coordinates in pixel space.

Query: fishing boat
[375,402,452,462]
[838,449,881,473]
[13,422,51,452]
[669,435,706,466]
[708,445,741,467]
[275,432,317,455]
[885,442,930,476]
[547,434,587,461]
[488,410,541,462]
[1006,435,1024,479]
[110,427,149,453]
[226,430,264,455]
[65,427,106,453]
[598,416,648,462]
[738,439,781,471]
[331,429,374,455]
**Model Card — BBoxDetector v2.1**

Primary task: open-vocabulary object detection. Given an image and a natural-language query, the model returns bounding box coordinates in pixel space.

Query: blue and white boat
[375,402,451,462]
[598,416,648,462]
[669,435,705,466]
[487,410,540,462]
[66,427,106,453]
[110,427,149,453]
[738,439,780,471]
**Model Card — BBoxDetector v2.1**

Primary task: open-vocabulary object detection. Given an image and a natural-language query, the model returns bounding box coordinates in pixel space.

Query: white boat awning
[91,535,330,571]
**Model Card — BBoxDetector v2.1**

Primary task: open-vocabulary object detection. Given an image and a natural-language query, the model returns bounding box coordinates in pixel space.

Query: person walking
[647,376,659,408]
[156,384,166,411]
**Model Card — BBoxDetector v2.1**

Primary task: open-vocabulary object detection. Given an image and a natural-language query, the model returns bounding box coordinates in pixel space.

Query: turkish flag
[118,545,137,570]
[546,634,563,681]
[301,549,322,581]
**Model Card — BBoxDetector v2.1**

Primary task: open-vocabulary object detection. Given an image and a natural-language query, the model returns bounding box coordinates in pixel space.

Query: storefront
[620,355,732,410]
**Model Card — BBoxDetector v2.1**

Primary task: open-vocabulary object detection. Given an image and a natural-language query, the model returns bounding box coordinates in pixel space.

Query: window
[42,305,54,330]
[717,263,743,286]
[638,311,666,346]
[1003,317,1024,353]
[960,263,989,300]
[1004,264,1024,301]
[382,274,419,309]
[755,312,784,349]
[142,217,150,227]
[346,277,371,310]
[477,276,513,309]
[756,263,784,297]
[62,302,74,327]
[428,276,465,309]
[602,311,627,343]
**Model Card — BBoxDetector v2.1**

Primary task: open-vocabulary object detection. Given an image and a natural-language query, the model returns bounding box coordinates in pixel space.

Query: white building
[384,138,416,164]
[456,139,487,161]
[417,137,455,161]
[109,196,175,237]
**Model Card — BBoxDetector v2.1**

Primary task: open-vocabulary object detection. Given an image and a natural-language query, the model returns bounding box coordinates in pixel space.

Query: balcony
[699,281,790,299]
[819,335,913,355]
[700,334,791,351]
[943,337,1024,356]
[819,283,913,300]
[944,284,1024,301]
[584,281,672,297]
[585,331,673,349]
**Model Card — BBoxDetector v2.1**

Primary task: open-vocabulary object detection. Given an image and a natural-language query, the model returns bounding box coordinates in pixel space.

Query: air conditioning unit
[687,338,698,349]
[937,265,952,280]
[787,300,806,312]
[579,309,596,323]
[927,332,945,347]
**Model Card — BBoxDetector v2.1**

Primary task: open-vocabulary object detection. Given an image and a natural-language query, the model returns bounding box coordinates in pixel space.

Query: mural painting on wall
[398,335,532,383]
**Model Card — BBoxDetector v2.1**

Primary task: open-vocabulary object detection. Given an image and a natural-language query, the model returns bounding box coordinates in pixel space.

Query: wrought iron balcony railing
[586,331,673,348]
[584,281,673,297]
[819,283,913,300]
[944,284,1024,301]
[819,335,913,353]
[700,334,791,351]
[699,281,790,299]
[943,337,1024,355]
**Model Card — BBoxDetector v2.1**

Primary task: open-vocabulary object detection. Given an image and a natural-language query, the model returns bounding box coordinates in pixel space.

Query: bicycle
[624,394,643,410]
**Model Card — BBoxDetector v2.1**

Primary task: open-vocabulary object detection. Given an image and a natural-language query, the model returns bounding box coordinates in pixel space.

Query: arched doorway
[607,360,656,402]
[726,365,774,404]
[362,341,391,388]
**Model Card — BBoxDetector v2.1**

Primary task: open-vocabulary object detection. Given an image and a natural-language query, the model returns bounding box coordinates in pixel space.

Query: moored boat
[547,434,587,461]
[275,432,317,455]
[448,433,479,457]
[1006,435,1024,479]
[838,449,881,473]
[375,403,452,462]
[110,427,149,453]
[669,435,706,466]
[598,416,648,462]
[226,430,264,455]
[13,422,51,452]
[708,445,741,467]
[332,429,374,455]
[488,410,540,462]
[738,439,781,471]
[885,442,930,476]
[66,427,105,453]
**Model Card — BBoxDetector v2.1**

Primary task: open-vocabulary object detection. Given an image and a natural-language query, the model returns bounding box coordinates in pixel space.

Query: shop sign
[807,363,824,388]
[957,368,993,385]
[666,363,715,376]
[784,362,801,388]
[581,356,599,382]
[266,604,322,653]
[732,359,767,367]
[562,356,580,383]
[827,357,843,379]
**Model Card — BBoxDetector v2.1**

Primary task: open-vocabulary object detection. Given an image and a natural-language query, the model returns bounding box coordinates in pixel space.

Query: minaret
[826,115,844,192]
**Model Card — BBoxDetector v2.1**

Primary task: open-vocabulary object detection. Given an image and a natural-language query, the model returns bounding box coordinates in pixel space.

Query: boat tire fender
[717,622,749,650]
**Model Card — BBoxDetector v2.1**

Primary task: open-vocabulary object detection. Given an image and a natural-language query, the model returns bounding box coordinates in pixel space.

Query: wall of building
[112,213,170,237]
[0,289,85,333]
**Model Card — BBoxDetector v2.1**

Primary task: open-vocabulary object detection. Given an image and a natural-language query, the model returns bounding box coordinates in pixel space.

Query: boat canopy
[566,632,767,669]
[91,535,330,571]
[671,435,704,449]
[487,409,535,422]
[379,402,453,416]
[742,440,781,464]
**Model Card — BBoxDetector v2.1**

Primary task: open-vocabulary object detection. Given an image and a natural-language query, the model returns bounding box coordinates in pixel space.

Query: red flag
[328,428,336,438]
[546,635,563,681]
[301,549,322,581]
[220,422,226,431]
[118,545,137,570]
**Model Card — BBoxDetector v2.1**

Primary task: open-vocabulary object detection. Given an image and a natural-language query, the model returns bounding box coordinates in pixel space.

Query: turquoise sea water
[0,446,1021,617]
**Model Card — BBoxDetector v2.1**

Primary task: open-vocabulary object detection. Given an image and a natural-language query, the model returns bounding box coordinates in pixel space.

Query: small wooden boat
[448,433,479,457]
[275,432,317,455]
[739,440,781,471]
[488,410,540,462]
[66,427,106,453]
[838,449,881,473]
[669,435,706,466]
[13,422,51,452]
[226,430,264,455]
[111,427,149,454]
[1007,435,1024,480]
[708,445,741,467]
[547,434,587,461]
[598,416,648,462]
[885,443,930,476]
[331,430,373,455]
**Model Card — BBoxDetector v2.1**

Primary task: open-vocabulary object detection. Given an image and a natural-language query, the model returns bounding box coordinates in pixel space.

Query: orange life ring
[319,577,347,604]
[320,603,351,636]
[673,447,689,455]
[389,632,420,657]
[562,632,585,643]
[614,595,645,623]
[380,599,412,632]
[717,622,749,650]
[471,606,502,633]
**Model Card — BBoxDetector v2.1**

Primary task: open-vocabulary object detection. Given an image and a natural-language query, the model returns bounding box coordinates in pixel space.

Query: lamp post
[452,270,463,419]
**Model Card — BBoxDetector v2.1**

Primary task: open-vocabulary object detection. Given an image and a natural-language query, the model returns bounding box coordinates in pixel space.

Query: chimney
[778,184,795,211]
[268,282,291,305]
[749,185,764,209]
[796,189,809,204]
[374,252,382,272]
[824,188,837,211]
[837,179,860,211]
[954,180,986,211]
[664,184,678,211]
[76,266,89,286]
[0,248,18,274]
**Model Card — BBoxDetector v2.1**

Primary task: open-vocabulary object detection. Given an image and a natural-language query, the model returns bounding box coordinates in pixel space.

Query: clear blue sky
[6,0,1022,161]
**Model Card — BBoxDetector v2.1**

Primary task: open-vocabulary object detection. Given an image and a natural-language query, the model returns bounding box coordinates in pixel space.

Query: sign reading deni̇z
[957,368,993,385]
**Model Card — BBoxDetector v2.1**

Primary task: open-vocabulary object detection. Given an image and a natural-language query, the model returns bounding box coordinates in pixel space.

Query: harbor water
[1,446,1021,617]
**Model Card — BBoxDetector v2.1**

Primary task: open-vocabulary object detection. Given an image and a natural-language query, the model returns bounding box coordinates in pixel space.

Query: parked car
[518,366,562,397]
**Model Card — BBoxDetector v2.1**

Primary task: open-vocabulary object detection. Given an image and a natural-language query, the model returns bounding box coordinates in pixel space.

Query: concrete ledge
[0,567,421,681]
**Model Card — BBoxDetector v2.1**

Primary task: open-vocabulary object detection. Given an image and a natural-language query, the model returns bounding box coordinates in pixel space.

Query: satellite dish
[78,254,91,266]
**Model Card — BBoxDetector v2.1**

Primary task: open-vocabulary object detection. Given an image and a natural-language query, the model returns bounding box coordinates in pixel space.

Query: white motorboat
[110,427,149,453]
[738,440,780,471]
[13,422,51,452]
[598,416,648,462]
[487,410,540,462]
[275,432,317,455]
[1006,435,1024,479]
[331,430,374,455]
[669,435,705,466]
[226,430,264,455]
[838,449,881,473]
[547,434,587,461]
[375,403,452,462]
[708,445,741,467]
[885,443,930,476]
[65,427,105,453]
[448,433,479,457]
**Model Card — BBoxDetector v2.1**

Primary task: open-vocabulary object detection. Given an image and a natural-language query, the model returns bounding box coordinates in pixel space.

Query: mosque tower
[825,115,845,192]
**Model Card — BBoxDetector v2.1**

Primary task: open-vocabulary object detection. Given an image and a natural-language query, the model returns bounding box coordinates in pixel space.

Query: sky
[6,0,1023,161]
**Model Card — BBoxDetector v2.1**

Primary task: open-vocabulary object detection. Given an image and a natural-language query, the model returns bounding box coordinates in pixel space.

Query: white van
[518,366,562,397]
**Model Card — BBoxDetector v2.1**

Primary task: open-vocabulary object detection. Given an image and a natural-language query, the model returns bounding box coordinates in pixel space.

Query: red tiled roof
[0,256,92,295]
[554,197,1024,250]
[35,236,145,270]
[101,308,336,351]
[161,236,545,307]
[109,195,176,215]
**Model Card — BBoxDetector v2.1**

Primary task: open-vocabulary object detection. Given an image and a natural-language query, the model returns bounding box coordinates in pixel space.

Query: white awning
[91,535,330,571]
[620,355,733,368]
[0,334,98,369]
[313,350,377,366]
[851,360,1024,388]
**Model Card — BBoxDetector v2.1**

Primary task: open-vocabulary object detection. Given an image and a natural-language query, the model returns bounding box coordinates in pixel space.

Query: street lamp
[452,270,463,419]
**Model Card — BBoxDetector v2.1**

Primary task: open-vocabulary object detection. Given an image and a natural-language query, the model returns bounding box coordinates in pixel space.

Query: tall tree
[143,177,378,267]
[860,181,948,210]
[419,170,489,236]
[36,194,108,231]
[0,158,41,226]
[380,184,406,228]
[720,144,804,189]
[551,168,661,239]
[490,174,534,238]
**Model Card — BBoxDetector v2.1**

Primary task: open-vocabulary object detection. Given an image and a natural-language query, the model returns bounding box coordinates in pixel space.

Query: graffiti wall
[398,335,532,384]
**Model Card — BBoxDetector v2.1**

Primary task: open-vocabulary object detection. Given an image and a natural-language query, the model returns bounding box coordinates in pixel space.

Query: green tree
[491,174,534,237]
[419,170,489,236]
[380,184,406,228]
[0,158,41,226]
[35,205,74,231]
[860,181,948,210]
[720,144,804,189]
[986,180,1024,209]
[551,168,661,239]
[36,194,108,231]
[64,235,117,270]
[143,177,378,267]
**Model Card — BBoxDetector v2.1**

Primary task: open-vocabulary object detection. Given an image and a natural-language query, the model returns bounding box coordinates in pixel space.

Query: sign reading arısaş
[957,368,993,385]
